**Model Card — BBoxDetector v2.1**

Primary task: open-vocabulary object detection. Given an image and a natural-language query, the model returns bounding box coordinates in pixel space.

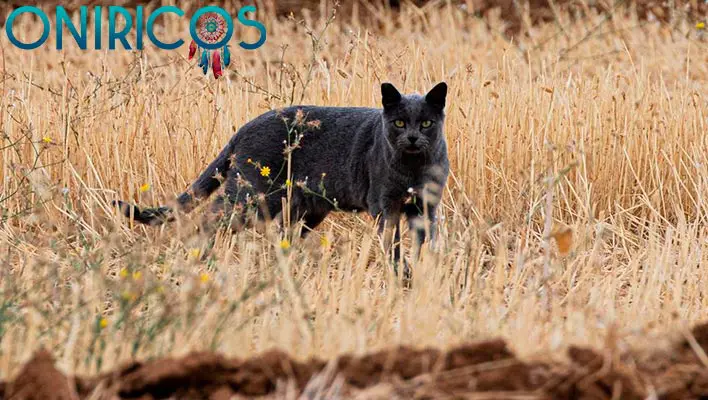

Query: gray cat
[115,82,449,269]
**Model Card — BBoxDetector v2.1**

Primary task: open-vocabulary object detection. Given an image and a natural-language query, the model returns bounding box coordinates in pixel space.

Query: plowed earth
[4,323,708,399]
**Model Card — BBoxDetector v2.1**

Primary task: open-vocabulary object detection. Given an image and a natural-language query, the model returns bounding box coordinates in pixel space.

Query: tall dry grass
[1,1,707,378]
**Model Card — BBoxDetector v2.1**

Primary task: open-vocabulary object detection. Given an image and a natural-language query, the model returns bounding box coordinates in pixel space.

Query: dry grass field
[1,1,708,397]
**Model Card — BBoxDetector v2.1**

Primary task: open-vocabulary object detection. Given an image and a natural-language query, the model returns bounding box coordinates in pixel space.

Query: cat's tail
[113,136,236,226]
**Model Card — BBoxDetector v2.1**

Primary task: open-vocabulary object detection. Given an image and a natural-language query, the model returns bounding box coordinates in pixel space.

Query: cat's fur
[115,82,449,266]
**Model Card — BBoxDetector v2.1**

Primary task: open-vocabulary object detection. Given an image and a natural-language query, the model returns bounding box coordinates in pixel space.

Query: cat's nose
[408,136,418,144]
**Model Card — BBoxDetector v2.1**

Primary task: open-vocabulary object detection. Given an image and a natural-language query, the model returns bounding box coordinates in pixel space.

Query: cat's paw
[402,262,412,289]
[393,259,413,288]
[112,200,139,218]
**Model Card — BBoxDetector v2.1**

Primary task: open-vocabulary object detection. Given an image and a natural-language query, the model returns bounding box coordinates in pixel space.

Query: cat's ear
[381,83,402,108]
[425,82,447,110]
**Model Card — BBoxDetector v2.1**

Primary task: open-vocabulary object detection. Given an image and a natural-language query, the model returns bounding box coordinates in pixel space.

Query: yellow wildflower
[99,318,108,329]
[285,179,292,187]
[200,272,210,283]
[42,136,52,144]
[139,183,151,193]
[119,268,128,279]
[132,271,142,280]
[188,248,201,259]
[279,239,291,250]
[260,166,271,177]
[697,22,706,30]
[247,158,253,163]
[121,290,137,302]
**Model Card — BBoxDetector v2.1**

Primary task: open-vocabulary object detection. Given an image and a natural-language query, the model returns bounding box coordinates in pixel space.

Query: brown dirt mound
[3,349,79,400]
[5,324,708,399]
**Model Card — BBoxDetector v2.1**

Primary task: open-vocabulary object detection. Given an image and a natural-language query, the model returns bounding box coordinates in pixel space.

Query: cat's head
[380,82,447,157]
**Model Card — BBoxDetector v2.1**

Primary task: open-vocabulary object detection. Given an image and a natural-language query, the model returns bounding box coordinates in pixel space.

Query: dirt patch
[3,349,78,400]
[5,324,708,399]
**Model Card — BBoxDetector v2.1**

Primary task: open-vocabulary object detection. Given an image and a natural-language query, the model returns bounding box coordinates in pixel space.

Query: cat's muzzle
[402,144,424,154]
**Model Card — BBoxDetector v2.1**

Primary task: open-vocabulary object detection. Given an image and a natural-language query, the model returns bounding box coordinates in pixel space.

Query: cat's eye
[421,120,433,128]
[394,120,405,128]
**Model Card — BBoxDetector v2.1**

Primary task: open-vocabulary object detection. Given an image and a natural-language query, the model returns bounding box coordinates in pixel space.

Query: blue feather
[222,45,231,67]
[201,50,209,75]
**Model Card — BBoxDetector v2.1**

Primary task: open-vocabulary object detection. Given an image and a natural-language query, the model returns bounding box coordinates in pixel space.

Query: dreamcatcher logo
[5,5,267,78]
[189,7,236,79]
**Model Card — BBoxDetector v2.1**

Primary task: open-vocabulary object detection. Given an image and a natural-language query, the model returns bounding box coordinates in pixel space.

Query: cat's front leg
[377,209,401,261]
[377,204,413,279]
[404,204,437,258]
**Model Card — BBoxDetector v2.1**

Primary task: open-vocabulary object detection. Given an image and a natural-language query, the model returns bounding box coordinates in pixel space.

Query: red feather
[188,40,197,60]
[212,51,223,79]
